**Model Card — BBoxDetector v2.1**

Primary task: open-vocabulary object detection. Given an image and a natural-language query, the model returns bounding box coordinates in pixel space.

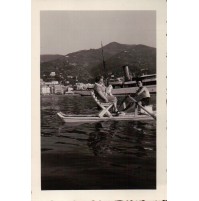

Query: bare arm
[136,87,145,96]
[95,85,108,102]
[136,87,150,101]
[97,91,108,102]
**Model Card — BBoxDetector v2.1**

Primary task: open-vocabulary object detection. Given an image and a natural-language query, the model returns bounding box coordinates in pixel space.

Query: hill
[40,42,156,84]
[91,44,156,78]
[40,54,64,63]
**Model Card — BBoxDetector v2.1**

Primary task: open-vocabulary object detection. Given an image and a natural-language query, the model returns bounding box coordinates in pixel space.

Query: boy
[123,79,150,112]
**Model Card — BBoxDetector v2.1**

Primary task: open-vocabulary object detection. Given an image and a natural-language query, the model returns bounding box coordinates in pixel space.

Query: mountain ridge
[40,42,156,83]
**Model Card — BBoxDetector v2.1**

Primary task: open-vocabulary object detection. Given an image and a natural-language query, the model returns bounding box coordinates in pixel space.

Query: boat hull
[74,85,156,96]
[57,112,155,123]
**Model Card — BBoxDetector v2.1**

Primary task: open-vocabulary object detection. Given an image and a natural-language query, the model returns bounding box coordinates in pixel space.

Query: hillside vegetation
[40,42,156,84]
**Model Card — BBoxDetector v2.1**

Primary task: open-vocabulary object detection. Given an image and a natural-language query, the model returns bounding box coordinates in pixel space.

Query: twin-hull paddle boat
[57,111,155,123]
[57,91,156,123]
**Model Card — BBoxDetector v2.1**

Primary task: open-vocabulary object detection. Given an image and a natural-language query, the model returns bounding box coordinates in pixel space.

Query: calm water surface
[41,95,156,190]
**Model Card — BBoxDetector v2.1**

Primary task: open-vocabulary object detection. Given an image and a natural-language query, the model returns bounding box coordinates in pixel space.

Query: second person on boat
[94,76,120,115]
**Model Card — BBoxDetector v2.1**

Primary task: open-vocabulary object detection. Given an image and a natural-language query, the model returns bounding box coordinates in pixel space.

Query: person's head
[95,75,104,84]
[136,79,143,87]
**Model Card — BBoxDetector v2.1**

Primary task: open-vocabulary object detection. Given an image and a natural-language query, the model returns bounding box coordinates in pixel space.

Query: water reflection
[88,122,117,156]
[41,95,156,189]
[89,121,150,157]
[56,120,155,159]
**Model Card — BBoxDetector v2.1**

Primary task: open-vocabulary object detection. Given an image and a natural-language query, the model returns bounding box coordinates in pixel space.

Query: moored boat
[74,73,156,96]
[74,85,156,96]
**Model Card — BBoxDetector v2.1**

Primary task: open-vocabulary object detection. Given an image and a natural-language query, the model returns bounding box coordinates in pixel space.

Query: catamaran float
[57,111,155,123]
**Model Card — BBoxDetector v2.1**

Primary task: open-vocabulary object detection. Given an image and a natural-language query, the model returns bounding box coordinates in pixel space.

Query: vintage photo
[40,11,157,190]
[32,0,166,200]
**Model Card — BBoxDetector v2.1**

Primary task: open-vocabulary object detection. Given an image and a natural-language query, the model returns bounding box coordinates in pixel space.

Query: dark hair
[95,75,103,83]
[136,79,143,86]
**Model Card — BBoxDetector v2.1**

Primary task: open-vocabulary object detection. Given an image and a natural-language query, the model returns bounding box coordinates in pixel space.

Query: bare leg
[137,101,142,113]
[113,100,118,112]
[107,95,119,113]
[122,102,136,112]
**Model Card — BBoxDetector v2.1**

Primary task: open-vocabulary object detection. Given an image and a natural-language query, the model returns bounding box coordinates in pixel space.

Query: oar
[118,95,129,110]
[128,95,156,120]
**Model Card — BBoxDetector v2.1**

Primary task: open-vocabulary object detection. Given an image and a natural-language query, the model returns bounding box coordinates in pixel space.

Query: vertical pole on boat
[101,41,108,86]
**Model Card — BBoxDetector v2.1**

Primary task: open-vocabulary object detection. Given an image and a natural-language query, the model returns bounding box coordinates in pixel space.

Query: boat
[57,111,155,123]
[74,73,156,96]
[59,84,156,123]
[110,74,156,88]
[74,85,156,96]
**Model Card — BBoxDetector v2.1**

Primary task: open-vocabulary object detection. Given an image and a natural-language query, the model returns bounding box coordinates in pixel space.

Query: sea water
[41,94,156,190]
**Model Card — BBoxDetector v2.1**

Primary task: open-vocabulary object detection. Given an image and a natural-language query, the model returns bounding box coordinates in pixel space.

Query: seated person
[123,79,150,112]
[94,76,120,114]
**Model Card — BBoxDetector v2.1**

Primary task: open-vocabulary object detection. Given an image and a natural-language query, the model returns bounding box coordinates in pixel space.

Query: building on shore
[40,80,59,95]
[54,85,65,95]
[74,83,94,90]
[41,85,51,94]
[43,81,59,86]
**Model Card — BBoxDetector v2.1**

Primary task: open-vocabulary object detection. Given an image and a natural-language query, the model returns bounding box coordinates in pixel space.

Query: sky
[40,11,156,55]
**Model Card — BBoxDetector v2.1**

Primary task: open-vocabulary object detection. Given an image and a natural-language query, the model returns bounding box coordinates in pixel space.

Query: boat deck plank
[57,112,155,123]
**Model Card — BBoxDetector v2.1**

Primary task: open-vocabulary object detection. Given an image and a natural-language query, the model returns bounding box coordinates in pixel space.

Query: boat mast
[101,42,108,86]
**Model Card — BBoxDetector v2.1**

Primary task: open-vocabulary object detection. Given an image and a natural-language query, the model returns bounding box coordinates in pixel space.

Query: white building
[44,81,59,86]
[50,72,56,76]
[54,85,64,94]
[41,86,50,94]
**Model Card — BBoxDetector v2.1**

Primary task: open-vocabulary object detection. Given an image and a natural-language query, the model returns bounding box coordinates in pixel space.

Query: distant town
[40,71,124,95]
[40,80,94,95]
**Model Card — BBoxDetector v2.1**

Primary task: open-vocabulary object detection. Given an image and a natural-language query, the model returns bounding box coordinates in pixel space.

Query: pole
[128,95,156,120]
[118,95,129,110]
[101,42,108,86]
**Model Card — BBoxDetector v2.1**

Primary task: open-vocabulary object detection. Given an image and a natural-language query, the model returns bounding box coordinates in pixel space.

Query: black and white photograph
[32,0,166,199]
[40,10,157,190]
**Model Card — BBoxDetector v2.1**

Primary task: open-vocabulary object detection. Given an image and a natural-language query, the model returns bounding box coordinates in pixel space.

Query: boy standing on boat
[94,76,120,115]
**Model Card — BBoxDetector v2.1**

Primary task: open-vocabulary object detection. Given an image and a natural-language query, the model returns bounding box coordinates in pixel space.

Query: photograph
[40,10,157,190]
[32,0,166,200]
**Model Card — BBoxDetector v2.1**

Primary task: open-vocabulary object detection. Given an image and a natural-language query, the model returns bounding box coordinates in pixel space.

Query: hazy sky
[41,11,156,55]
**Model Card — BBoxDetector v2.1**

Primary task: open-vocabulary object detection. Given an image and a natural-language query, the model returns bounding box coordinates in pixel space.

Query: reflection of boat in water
[87,121,150,157]
[57,111,155,123]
